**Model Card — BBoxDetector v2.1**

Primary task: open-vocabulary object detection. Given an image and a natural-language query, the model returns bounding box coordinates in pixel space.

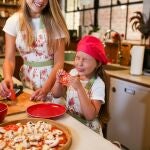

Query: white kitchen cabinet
[107,77,150,150]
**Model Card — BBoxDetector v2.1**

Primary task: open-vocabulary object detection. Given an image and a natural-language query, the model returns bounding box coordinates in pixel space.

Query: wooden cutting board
[7,92,41,115]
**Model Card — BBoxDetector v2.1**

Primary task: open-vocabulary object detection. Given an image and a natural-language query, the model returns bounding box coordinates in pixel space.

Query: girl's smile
[34,1,45,7]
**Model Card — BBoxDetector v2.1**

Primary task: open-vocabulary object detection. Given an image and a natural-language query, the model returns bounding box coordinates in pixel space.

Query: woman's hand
[30,88,48,101]
[0,78,14,98]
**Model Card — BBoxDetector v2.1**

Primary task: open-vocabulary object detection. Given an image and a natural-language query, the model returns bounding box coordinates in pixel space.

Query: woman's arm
[3,33,16,79]
[0,33,16,97]
[30,39,65,100]
[43,40,65,92]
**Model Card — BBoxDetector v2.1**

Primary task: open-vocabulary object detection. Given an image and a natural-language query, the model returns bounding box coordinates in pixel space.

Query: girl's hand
[56,69,66,81]
[68,76,82,90]
[30,88,47,101]
[0,78,14,98]
[56,69,70,86]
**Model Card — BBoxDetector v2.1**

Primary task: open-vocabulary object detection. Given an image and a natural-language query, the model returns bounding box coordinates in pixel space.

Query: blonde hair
[18,0,70,50]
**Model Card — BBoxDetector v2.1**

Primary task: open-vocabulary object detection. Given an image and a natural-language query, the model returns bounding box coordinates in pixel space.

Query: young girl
[52,35,109,136]
[0,0,69,101]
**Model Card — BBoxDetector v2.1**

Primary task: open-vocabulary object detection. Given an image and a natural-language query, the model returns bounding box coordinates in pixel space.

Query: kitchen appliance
[107,77,150,150]
[143,48,150,75]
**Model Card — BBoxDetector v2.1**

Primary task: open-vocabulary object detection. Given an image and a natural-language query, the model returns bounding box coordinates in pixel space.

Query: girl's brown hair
[95,65,110,131]
[18,0,70,51]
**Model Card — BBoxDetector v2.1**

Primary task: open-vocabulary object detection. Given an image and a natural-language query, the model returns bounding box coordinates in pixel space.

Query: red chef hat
[77,35,108,65]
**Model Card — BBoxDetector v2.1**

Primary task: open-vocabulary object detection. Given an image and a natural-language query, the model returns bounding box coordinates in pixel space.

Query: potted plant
[130,11,150,46]
[88,25,100,34]
[88,25,101,38]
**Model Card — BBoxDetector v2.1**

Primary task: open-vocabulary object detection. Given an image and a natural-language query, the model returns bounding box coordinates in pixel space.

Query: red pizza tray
[26,103,66,118]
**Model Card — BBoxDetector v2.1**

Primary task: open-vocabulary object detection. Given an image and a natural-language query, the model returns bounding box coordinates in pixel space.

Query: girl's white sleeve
[91,77,105,104]
[3,13,19,37]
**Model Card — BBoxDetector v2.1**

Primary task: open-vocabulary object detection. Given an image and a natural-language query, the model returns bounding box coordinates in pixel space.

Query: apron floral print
[15,18,54,90]
[66,77,103,135]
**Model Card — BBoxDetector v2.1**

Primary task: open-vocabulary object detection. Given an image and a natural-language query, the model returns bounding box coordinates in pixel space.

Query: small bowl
[0,103,8,122]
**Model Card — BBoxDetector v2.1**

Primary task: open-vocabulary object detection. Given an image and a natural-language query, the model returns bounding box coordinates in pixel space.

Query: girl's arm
[0,33,16,97]
[51,69,67,98]
[69,76,102,120]
[51,79,65,98]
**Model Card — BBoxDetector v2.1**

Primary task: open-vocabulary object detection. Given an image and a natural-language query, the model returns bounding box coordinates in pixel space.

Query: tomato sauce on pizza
[0,120,70,150]
[59,73,71,86]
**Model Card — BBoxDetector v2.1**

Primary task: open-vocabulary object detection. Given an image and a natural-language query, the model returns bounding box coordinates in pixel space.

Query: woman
[0,0,69,101]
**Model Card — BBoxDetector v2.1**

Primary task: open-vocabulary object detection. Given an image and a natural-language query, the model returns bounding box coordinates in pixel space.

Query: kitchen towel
[130,45,145,75]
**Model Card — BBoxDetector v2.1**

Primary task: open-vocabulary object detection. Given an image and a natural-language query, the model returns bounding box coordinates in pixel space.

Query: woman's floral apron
[15,18,54,90]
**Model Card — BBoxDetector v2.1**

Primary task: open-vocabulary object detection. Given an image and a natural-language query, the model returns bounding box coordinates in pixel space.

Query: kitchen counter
[65,61,150,87]
[0,60,149,87]
[106,69,150,87]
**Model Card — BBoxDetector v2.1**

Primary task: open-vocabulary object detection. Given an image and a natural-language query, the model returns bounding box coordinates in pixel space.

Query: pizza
[59,73,71,86]
[59,69,78,86]
[0,119,72,150]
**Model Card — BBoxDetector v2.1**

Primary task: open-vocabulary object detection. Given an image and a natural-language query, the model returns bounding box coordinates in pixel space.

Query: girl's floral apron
[66,77,103,136]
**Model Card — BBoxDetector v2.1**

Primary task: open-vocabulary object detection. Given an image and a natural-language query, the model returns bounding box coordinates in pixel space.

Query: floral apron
[66,77,103,136]
[15,18,54,90]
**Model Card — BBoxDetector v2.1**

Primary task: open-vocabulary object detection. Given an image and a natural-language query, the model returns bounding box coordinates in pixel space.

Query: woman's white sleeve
[3,13,19,37]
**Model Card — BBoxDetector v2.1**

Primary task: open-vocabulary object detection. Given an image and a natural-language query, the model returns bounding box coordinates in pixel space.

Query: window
[64,0,95,37]
[98,8,110,36]
[64,0,143,41]
[99,0,111,6]
[110,6,126,36]
[66,0,94,11]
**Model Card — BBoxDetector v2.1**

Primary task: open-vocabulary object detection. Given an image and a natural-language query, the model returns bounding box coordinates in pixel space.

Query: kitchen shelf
[0,2,19,7]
